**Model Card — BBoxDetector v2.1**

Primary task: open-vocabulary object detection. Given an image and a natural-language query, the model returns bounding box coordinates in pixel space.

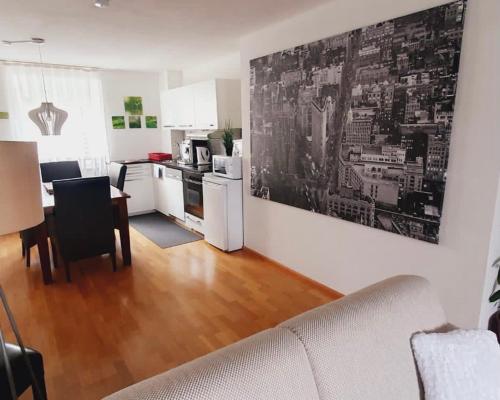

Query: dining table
[34,184,132,284]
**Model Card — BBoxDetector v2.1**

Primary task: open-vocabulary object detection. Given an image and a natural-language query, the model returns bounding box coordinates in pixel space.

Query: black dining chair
[108,163,127,230]
[19,228,37,267]
[108,162,127,191]
[52,176,117,282]
[40,161,82,183]
[0,343,47,400]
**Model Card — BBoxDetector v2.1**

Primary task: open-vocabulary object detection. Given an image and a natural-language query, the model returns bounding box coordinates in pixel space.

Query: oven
[183,170,204,219]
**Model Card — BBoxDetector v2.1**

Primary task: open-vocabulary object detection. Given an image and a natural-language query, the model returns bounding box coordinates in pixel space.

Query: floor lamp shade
[0,141,44,236]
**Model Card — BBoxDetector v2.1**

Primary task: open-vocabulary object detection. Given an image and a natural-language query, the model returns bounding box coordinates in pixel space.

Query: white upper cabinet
[175,85,195,129]
[193,80,218,129]
[161,79,241,130]
[161,91,177,128]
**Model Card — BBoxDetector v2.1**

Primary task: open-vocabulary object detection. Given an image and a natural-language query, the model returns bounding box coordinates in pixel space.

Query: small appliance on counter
[196,146,211,165]
[212,155,242,179]
[203,173,243,252]
[148,152,172,162]
[179,140,193,165]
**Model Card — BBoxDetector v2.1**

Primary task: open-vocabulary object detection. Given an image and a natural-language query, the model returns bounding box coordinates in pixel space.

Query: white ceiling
[0,0,330,71]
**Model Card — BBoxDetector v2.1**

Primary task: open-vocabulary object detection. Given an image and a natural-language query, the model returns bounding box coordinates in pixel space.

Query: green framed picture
[128,116,141,129]
[112,116,125,129]
[0,112,9,119]
[124,96,143,115]
[145,116,157,129]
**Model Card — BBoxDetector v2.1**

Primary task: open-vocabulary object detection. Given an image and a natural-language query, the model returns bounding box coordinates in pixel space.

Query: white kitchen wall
[240,0,500,328]
[182,52,240,85]
[0,66,11,139]
[101,70,164,161]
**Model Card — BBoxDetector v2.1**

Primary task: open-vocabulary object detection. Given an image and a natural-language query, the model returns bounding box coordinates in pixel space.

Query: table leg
[35,223,53,284]
[117,200,132,266]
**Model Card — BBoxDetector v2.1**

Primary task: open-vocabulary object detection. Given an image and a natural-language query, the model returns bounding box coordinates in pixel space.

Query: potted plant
[222,120,234,157]
[488,258,500,343]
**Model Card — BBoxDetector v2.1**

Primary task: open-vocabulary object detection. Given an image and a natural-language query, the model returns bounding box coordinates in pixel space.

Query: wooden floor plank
[0,228,340,400]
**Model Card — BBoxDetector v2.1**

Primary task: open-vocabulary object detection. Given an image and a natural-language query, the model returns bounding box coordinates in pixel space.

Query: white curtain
[5,64,109,176]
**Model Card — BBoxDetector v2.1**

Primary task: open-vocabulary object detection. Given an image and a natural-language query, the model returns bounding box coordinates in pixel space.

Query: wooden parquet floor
[0,228,340,399]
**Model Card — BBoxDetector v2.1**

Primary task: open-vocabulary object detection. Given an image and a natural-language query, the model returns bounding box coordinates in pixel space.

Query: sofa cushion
[412,329,500,400]
[278,275,447,400]
[103,327,320,400]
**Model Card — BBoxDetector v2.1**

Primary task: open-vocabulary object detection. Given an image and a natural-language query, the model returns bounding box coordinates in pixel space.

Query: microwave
[212,155,242,179]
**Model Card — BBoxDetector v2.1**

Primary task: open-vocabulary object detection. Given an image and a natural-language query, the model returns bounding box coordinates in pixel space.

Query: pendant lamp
[28,41,68,136]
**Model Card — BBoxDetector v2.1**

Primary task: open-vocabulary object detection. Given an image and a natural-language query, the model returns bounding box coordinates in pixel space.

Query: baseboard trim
[243,246,343,299]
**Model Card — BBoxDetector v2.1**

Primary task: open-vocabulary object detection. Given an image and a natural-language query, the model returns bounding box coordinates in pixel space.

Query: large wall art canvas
[250,1,467,244]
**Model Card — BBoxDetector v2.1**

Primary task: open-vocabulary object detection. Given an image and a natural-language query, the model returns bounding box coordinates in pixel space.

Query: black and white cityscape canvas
[250,1,467,244]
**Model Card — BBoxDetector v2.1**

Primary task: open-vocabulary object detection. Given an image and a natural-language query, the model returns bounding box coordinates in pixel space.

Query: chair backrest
[108,162,127,191]
[40,161,82,183]
[53,176,115,262]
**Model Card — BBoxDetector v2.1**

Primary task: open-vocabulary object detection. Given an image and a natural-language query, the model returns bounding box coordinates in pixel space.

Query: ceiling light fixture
[28,39,68,136]
[2,37,68,135]
[2,37,45,46]
[94,0,110,8]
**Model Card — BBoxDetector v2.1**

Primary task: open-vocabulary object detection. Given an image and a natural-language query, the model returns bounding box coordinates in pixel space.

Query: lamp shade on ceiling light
[29,102,68,136]
[0,141,44,235]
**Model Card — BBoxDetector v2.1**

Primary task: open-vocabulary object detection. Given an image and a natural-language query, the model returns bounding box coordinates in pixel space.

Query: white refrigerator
[202,173,243,251]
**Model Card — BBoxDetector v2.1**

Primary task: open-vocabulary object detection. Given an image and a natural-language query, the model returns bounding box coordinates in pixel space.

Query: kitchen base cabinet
[153,168,169,216]
[184,212,204,235]
[153,165,185,222]
[164,170,184,221]
[124,163,155,215]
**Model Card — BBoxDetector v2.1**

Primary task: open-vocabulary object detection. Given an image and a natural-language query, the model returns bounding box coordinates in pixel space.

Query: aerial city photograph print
[250,1,467,243]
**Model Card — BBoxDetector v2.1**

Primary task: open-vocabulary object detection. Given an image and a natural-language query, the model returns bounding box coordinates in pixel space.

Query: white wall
[240,0,500,328]
[0,66,10,138]
[479,175,500,328]
[101,70,165,161]
[183,52,240,85]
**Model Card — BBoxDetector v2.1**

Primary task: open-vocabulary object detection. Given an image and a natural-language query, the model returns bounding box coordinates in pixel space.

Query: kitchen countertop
[116,159,212,173]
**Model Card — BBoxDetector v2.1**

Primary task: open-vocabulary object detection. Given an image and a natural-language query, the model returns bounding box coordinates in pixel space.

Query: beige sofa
[104,275,447,400]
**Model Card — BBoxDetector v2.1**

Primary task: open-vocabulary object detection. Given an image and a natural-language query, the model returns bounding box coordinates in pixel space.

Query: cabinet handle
[163,125,175,128]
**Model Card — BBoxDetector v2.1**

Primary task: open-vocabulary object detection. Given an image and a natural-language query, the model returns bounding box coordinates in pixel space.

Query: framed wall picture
[124,96,143,115]
[128,116,141,129]
[145,116,158,128]
[0,112,9,119]
[112,116,125,129]
[249,1,467,244]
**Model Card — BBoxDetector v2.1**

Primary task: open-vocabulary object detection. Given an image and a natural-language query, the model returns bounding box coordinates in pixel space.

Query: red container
[148,152,172,161]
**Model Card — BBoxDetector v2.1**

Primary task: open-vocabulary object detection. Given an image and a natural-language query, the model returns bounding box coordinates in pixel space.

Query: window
[4,64,109,175]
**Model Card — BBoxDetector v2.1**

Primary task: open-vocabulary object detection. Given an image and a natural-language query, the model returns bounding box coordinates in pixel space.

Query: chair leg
[32,381,48,400]
[50,239,59,269]
[26,246,31,268]
[110,252,117,272]
[31,355,48,400]
[63,261,71,283]
[21,242,25,257]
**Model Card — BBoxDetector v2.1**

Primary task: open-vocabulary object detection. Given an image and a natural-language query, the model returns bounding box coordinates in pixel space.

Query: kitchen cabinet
[164,168,184,221]
[124,163,155,215]
[153,165,185,221]
[154,166,169,215]
[193,80,218,129]
[160,79,241,130]
[203,173,243,251]
[161,86,195,129]
[160,90,177,128]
